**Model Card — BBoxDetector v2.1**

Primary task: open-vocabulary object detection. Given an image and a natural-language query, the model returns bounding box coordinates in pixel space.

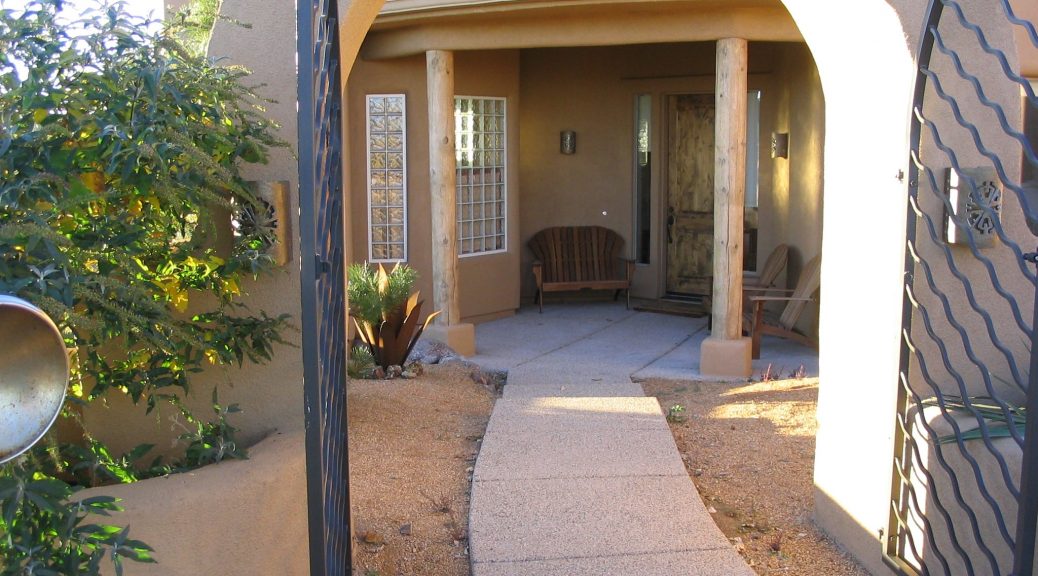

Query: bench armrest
[623,258,636,283]
[749,295,815,304]
[743,286,795,293]
[532,260,543,288]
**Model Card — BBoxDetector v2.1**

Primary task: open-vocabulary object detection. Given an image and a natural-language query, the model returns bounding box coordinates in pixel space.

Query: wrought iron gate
[297,1,352,575]
[888,1,1038,575]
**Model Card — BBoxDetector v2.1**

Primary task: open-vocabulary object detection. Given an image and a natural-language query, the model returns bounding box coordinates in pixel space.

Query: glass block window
[366,94,407,262]
[455,96,506,256]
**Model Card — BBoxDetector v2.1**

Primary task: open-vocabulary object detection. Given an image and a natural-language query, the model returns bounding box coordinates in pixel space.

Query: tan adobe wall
[760,42,825,337]
[346,50,522,323]
[518,42,822,323]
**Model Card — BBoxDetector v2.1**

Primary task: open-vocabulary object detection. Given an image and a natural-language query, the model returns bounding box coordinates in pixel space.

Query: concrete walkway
[467,302,817,575]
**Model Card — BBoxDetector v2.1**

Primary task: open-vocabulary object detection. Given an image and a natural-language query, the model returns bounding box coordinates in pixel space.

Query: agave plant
[347,263,440,369]
[922,394,1026,444]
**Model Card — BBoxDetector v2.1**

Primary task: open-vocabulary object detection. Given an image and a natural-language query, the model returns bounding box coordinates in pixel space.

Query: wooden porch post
[700,37,752,377]
[426,49,475,356]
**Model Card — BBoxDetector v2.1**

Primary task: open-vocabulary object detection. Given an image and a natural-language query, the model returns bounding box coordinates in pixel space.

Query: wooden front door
[666,93,715,297]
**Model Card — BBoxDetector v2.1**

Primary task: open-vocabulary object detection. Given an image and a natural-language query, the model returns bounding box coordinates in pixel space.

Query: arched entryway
[299,1,918,574]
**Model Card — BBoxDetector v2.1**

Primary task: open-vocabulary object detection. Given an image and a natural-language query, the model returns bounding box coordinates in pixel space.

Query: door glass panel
[634,94,652,265]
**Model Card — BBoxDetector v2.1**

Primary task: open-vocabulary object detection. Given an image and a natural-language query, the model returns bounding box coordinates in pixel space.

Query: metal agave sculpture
[349,263,440,369]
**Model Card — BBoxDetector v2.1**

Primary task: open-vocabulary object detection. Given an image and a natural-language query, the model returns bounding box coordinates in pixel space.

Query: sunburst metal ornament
[945,167,1003,247]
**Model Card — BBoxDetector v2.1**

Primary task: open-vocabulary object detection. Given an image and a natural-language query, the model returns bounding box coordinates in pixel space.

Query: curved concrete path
[466,302,793,575]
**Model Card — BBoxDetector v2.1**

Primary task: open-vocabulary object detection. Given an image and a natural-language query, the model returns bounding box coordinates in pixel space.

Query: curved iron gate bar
[897,341,1003,576]
[914,111,1037,340]
[941,0,1038,102]
[920,63,1038,251]
[908,146,1033,391]
[1001,0,1038,47]
[909,154,1031,399]
[889,0,1038,573]
[905,197,1028,452]
[890,388,958,576]
[1017,286,1038,576]
[904,274,1021,543]
[916,65,1038,289]
[927,32,1038,170]
[297,0,352,574]
[891,376,971,575]
[886,0,945,568]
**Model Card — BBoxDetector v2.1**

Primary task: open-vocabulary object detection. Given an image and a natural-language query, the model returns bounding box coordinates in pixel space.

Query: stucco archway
[333,2,917,573]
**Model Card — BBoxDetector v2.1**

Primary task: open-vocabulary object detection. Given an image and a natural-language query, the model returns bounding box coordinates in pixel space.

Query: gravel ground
[349,363,495,576]
[643,376,872,576]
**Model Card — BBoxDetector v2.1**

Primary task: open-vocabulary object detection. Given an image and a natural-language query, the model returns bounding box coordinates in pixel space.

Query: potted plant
[347,263,439,370]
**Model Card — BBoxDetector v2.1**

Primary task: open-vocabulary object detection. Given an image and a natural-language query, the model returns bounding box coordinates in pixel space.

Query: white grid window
[455,96,506,256]
[366,94,407,262]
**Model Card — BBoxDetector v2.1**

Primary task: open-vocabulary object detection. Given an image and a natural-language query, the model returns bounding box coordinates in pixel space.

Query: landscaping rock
[399,523,412,536]
[411,340,457,364]
[468,367,507,394]
[387,365,403,379]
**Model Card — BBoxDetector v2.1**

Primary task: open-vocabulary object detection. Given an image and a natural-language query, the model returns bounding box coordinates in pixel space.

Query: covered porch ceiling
[362,0,803,59]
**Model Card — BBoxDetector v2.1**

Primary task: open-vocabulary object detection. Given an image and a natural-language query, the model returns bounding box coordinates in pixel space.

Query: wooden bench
[528,226,635,312]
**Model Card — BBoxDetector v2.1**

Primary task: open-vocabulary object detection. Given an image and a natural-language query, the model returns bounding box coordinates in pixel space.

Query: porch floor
[466,302,818,575]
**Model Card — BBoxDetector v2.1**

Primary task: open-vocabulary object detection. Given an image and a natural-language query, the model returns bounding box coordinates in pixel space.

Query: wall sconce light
[560,130,576,155]
[770,132,789,159]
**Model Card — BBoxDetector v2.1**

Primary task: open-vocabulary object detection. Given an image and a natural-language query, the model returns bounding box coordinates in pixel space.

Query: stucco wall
[797,0,1035,573]
[518,42,822,308]
[87,432,308,576]
[346,50,522,323]
[81,0,305,456]
[759,42,825,335]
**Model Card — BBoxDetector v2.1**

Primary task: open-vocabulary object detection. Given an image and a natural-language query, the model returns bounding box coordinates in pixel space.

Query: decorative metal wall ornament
[233,181,292,266]
[944,167,1003,247]
[0,294,69,465]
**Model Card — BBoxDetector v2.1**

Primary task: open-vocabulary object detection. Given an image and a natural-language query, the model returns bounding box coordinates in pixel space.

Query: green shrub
[0,458,155,576]
[348,345,376,379]
[0,1,289,569]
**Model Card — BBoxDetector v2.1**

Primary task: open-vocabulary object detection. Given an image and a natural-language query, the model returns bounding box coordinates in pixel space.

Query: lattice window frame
[455,96,507,257]
[366,94,408,263]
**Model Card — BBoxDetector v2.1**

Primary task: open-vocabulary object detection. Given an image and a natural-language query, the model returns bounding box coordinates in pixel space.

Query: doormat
[633,299,708,318]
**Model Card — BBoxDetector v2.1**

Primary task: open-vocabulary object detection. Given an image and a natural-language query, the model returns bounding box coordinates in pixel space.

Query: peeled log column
[712,37,748,341]
[700,37,751,378]
[426,49,460,326]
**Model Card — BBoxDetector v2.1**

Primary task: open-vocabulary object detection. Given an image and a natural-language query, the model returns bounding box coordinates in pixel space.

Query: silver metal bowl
[0,295,69,464]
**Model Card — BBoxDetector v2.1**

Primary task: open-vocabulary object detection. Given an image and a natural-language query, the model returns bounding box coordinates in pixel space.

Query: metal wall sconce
[944,167,1002,247]
[560,130,576,155]
[770,132,789,159]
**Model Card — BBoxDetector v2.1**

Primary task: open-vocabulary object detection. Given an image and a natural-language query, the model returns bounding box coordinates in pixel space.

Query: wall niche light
[560,130,576,155]
[770,132,789,159]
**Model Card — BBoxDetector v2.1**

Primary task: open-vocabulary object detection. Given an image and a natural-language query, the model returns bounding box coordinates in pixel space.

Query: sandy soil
[348,363,495,576]
[643,376,871,576]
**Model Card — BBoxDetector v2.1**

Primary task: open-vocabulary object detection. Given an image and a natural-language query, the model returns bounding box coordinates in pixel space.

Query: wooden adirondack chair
[707,244,789,332]
[745,254,821,359]
[745,244,789,291]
